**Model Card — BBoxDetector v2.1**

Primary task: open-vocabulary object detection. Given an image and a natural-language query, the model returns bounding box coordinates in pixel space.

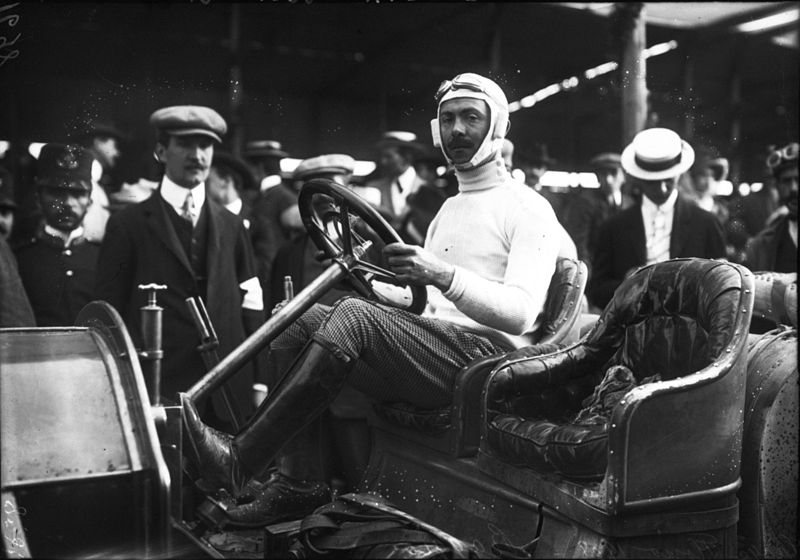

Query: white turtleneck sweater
[422,158,561,349]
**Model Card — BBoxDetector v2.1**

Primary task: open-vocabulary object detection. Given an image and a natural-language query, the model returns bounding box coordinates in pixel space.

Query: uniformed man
[15,144,99,327]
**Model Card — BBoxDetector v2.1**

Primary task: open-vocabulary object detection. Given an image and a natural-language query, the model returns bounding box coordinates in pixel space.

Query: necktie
[181,191,195,226]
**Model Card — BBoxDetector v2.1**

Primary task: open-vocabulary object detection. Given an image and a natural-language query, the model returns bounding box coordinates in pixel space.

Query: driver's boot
[224,420,331,527]
[180,339,353,497]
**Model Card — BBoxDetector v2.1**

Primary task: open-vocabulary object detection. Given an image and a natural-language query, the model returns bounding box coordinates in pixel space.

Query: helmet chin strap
[432,90,509,171]
[452,136,504,171]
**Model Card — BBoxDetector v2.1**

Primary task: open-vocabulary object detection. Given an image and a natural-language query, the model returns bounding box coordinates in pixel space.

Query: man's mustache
[447,141,473,149]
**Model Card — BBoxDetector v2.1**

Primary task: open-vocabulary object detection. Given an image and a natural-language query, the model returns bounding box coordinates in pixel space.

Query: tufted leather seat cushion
[484,259,746,480]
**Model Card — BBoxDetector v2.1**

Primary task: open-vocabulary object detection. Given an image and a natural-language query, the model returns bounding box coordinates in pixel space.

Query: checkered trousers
[271,296,510,409]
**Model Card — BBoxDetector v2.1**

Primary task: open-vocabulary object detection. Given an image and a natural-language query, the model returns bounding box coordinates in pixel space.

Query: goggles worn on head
[434,74,488,104]
[766,142,799,170]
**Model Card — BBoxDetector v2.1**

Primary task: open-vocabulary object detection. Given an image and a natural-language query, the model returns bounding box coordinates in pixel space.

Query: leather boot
[180,339,352,496]
[224,417,331,527]
[224,471,330,528]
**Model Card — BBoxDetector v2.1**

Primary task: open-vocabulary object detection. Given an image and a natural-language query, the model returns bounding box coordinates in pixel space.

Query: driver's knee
[318,297,382,357]
[272,303,329,350]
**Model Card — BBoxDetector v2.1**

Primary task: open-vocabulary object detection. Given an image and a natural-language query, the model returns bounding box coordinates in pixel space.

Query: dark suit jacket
[587,195,727,309]
[95,189,262,414]
[561,189,634,273]
[744,215,797,273]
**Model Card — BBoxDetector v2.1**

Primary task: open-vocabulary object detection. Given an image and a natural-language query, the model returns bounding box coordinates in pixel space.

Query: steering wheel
[298,178,428,314]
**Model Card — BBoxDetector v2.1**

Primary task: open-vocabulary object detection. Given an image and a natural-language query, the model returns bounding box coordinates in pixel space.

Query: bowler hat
[294,154,355,181]
[621,128,694,181]
[243,140,289,159]
[0,167,16,209]
[589,152,622,169]
[149,105,227,143]
[35,144,94,192]
[211,152,258,192]
[375,131,426,156]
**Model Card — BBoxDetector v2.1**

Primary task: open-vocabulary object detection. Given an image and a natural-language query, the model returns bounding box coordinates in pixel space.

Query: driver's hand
[383,242,454,292]
[314,250,334,267]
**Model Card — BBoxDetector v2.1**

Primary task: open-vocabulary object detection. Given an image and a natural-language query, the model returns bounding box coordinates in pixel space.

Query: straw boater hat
[621,128,695,181]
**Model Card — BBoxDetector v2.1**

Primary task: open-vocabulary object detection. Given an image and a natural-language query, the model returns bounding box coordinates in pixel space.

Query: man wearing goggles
[744,142,798,273]
[178,73,562,527]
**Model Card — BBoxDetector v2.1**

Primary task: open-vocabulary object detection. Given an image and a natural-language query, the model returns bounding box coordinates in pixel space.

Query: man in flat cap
[95,105,265,425]
[243,139,288,196]
[15,144,100,327]
[271,153,357,310]
[561,152,633,275]
[587,128,726,309]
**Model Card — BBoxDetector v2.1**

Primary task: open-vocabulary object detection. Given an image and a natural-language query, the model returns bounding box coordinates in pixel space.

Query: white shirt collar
[225,197,243,215]
[641,188,678,216]
[396,166,417,193]
[160,175,206,219]
[45,224,85,247]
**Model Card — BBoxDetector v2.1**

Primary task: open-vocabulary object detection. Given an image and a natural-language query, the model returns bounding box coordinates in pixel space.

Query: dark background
[1,1,798,182]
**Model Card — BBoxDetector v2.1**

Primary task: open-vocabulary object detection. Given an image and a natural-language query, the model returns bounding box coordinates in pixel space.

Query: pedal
[196,496,231,530]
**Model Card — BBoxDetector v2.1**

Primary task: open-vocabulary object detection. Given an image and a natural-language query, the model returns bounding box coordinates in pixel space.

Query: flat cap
[149,105,227,143]
[589,152,621,169]
[294,154,355,180]
[35,144,94,192]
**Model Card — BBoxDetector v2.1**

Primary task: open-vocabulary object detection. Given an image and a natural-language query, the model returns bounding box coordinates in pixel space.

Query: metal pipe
[186,259,350,402]
[138,283,166,406]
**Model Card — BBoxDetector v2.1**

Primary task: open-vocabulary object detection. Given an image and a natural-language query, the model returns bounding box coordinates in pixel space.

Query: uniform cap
[35,144,94,192]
